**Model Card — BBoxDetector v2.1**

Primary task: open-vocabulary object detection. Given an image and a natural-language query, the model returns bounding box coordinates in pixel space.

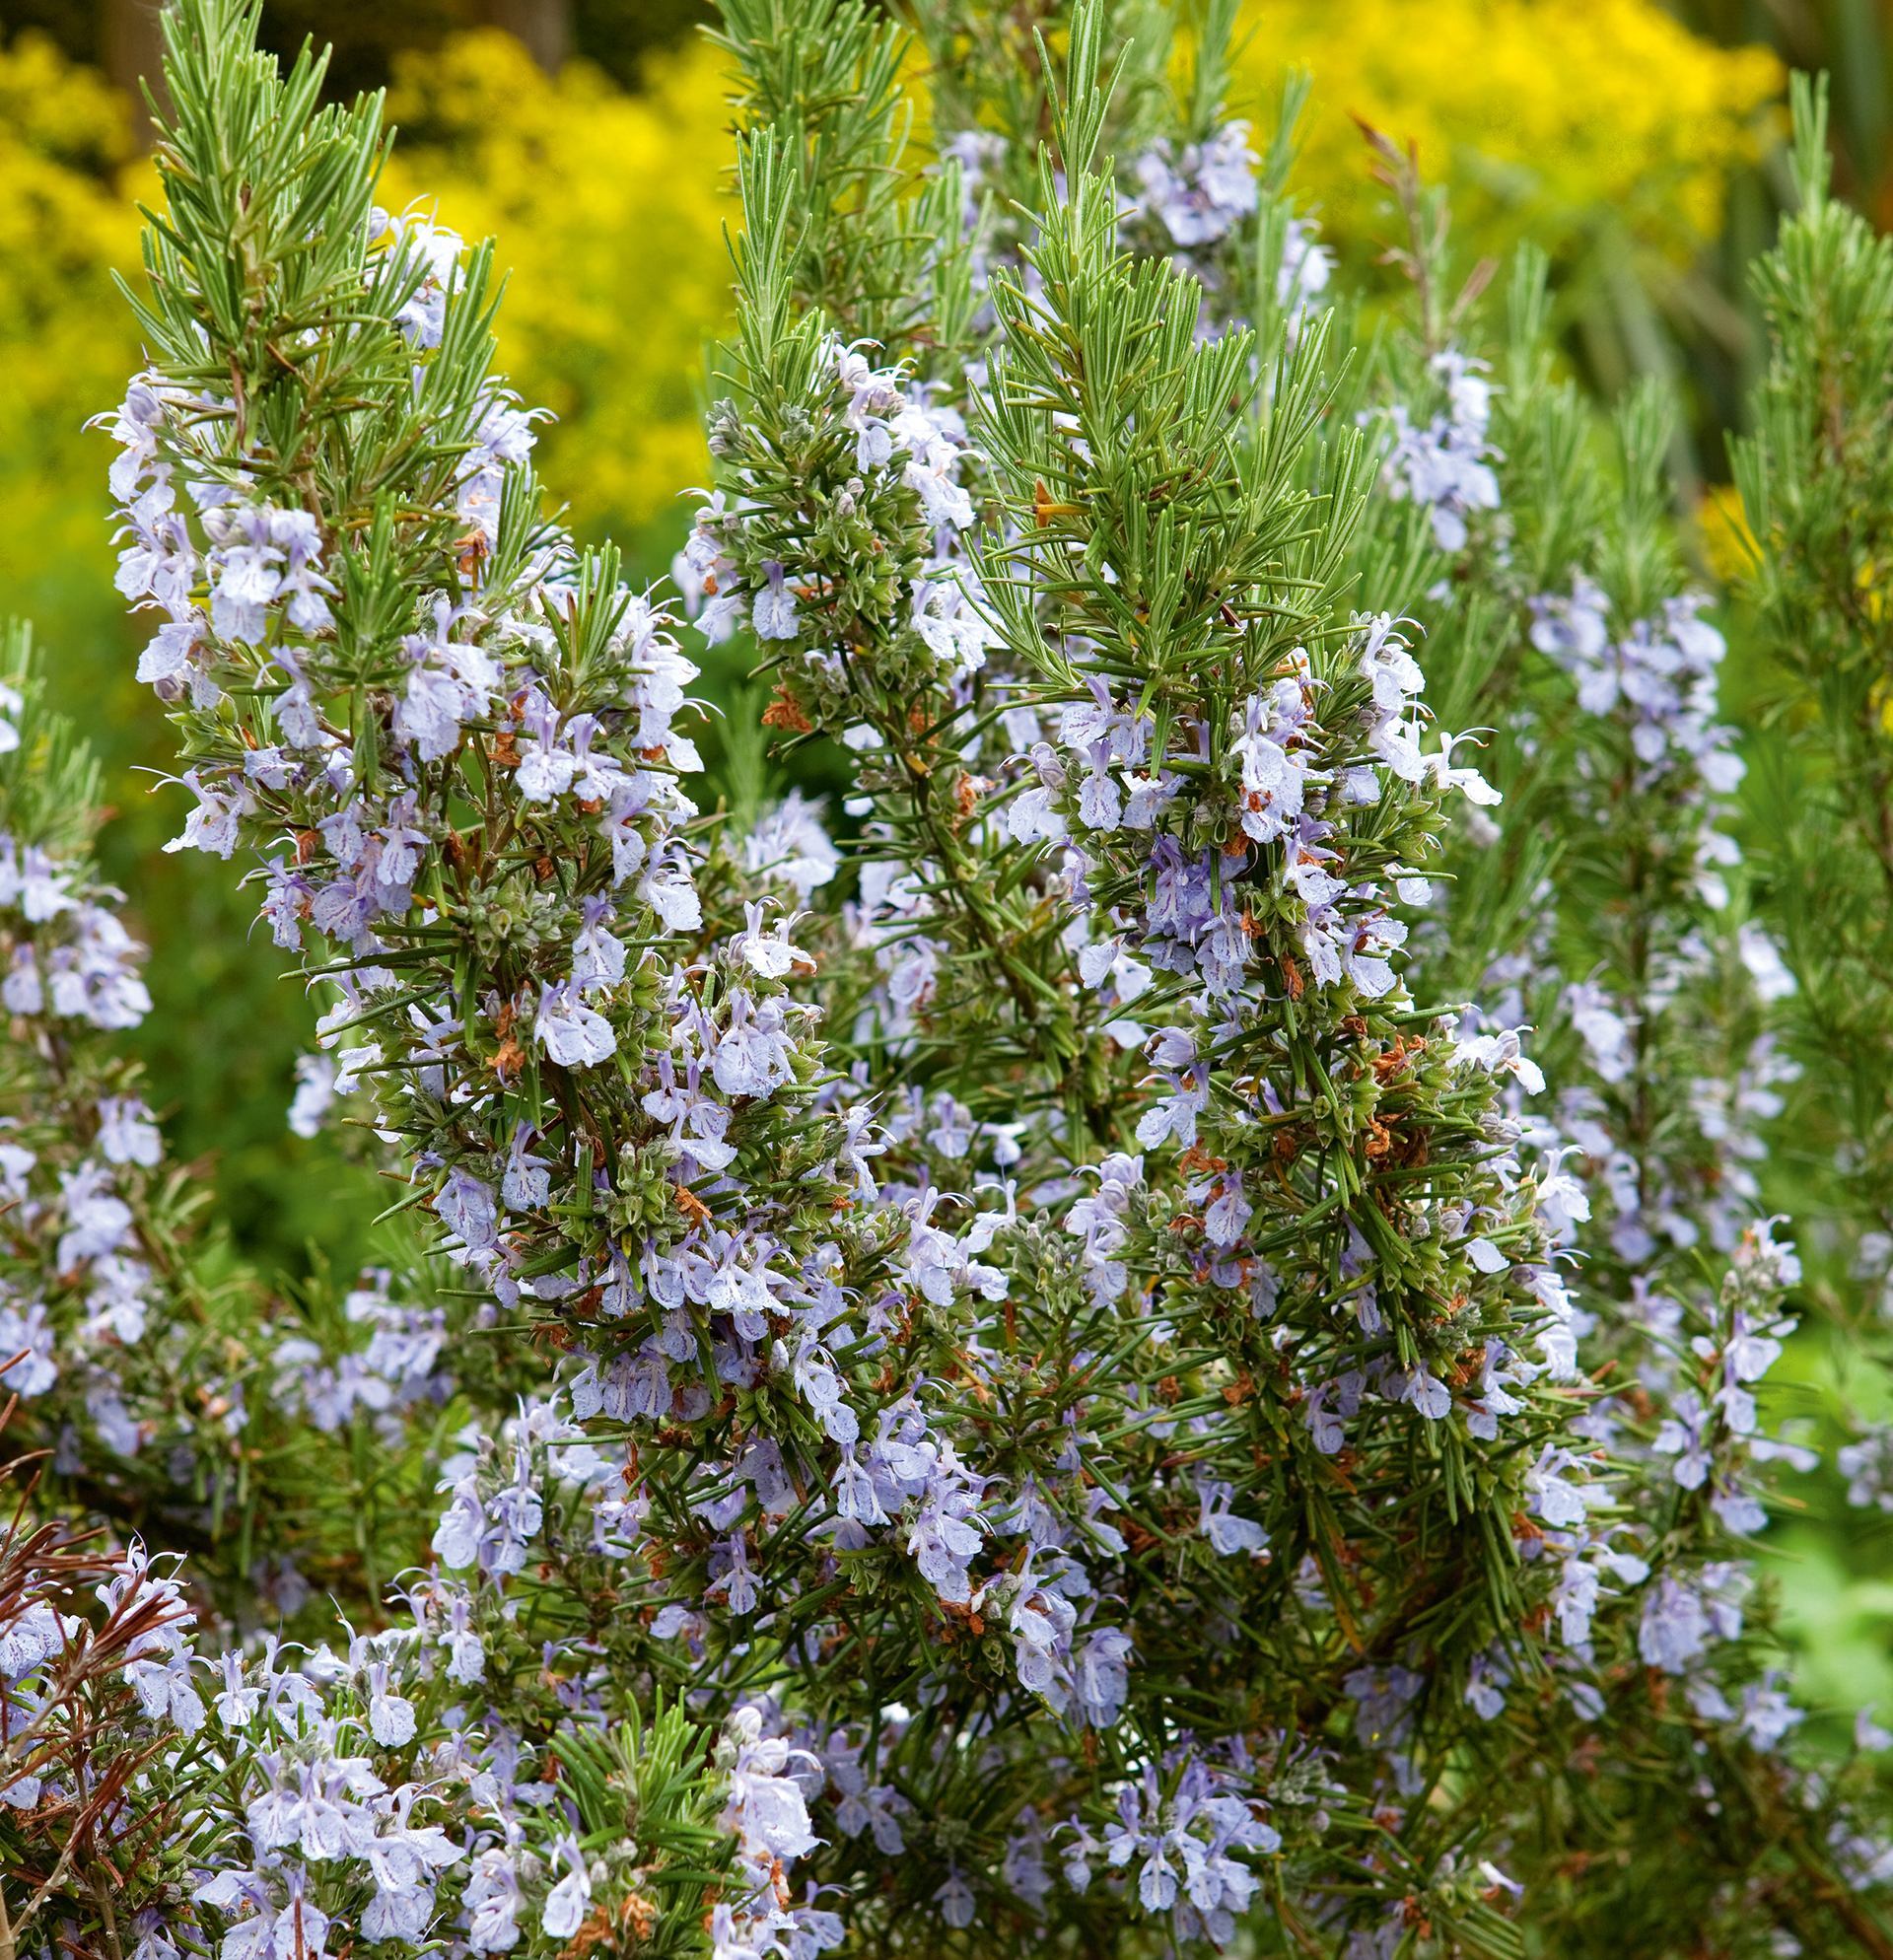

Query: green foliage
[1734,74,1893,1253]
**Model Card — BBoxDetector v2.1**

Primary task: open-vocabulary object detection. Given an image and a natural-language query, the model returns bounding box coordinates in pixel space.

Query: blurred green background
[4,0,1893,1701]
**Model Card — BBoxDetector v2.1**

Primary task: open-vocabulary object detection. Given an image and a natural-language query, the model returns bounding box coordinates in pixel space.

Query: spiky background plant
[2,3,1891,1957]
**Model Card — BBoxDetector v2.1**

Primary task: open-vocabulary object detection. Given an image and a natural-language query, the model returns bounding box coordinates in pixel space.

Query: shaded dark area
[1659,0,1893,482]
[1682,0,1893,223]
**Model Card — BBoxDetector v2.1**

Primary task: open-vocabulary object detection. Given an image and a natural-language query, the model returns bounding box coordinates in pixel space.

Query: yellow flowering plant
[1232,0,1782,272]
[1228,0,1783,411]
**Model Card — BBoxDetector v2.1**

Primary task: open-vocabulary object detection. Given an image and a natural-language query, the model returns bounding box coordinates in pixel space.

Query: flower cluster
[270,1268,454,1443]
[0,809,251,1481]
[1273,213,1335,334]
[674,339,991,733]
[0,1537,779,1960]
[1335,141,1884,1934]
[1128,122,1261,249]
[1098,1747,1279,1945]
[1500,556,1801,1276]
[1529,573,1748,898]
[100,176,728,1326]
[1011,614,1496,1018]
[0,831,151,1029]
[1371,350,1502,551]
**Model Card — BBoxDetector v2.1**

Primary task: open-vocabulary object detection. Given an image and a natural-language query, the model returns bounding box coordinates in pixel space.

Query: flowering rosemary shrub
[0,619,465,1624]
[4,4,1893,1959]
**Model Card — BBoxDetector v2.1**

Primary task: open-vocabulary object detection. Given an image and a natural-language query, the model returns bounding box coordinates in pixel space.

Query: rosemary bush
[4,5,1892,1958]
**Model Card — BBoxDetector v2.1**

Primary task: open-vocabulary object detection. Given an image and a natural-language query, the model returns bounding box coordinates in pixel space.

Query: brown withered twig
[1351,113,1498,354]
